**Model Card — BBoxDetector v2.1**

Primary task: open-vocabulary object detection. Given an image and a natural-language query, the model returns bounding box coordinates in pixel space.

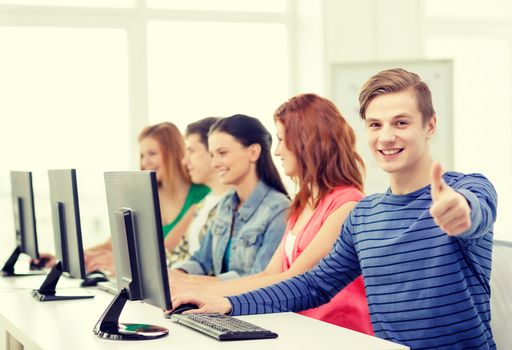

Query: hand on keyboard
[84,249,115,275]
[30,253,55,269]
[168,292,232,315]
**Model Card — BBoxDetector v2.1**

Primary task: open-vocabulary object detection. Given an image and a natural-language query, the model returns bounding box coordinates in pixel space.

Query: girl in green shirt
[84,122,209,273]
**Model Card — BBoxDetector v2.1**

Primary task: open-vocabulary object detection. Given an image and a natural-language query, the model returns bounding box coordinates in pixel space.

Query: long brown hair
[274,94,364,218]
[138,122,190,186]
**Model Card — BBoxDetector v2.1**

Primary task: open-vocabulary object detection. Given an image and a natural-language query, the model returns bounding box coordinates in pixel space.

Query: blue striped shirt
[228,172,498,350]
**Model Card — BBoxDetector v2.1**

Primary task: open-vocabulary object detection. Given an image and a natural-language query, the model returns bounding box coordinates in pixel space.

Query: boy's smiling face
[365,88,436,178]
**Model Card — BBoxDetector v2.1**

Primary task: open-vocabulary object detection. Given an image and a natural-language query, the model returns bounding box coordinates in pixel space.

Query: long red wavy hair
[274,94,365,218]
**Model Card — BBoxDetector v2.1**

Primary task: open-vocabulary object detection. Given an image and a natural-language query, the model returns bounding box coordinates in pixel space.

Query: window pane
[147,21,289,132]
[0,27,129,254]
[0,0,133,7]
[146,0,286,12]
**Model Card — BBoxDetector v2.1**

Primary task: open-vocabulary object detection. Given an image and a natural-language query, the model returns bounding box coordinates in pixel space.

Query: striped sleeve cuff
[226,295,244,316]
[456,188,483,239]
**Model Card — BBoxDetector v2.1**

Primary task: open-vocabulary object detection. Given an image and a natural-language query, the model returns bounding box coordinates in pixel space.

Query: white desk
[0,275,409,350]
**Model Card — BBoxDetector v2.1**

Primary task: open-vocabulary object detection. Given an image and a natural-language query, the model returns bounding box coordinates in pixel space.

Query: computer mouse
[167,303,199,316]
[29,256,51,270]
[80,270,109,287]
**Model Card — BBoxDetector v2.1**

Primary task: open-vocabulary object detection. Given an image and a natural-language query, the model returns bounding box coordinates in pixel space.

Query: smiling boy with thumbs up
[170,69,498,349]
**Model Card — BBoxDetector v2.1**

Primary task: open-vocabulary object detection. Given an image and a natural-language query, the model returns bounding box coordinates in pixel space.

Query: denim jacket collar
[226,180,271,222]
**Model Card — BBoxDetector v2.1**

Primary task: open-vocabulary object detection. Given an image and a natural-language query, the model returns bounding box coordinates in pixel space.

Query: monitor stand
[94,288,168,340]
[32,261,94,301]
[1,246,46,277]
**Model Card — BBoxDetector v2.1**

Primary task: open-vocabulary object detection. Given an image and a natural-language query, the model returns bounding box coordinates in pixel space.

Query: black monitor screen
[48,169,86,279]
[104,171,171,310]
[10,171,39,259]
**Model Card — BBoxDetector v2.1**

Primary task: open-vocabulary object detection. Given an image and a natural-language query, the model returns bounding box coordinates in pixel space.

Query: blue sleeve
[227,219,361,316]
[174,227,214,275]
[250,205,287,275]
[453,174,498,240]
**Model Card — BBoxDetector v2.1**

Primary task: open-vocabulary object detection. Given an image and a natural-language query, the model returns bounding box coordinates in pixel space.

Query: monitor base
[32,261,94,301]
[31,289,94,302]
[93,288,169,341]
[94,323,169,340]
[1,246,47,277]
[2,270,47,277]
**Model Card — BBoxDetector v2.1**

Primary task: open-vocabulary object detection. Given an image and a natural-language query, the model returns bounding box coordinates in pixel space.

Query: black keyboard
[169,313,278,341]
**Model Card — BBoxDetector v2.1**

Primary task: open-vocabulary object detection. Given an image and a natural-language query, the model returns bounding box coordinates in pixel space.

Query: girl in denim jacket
[171,115,289,281]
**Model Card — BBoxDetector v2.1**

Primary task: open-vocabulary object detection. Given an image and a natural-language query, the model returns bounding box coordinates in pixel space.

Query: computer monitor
[1,171,42,276]
[94,171,170,341]
[31,169,93,301]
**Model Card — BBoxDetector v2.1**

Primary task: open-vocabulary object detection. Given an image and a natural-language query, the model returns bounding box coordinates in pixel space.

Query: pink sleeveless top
[281,186,373,335]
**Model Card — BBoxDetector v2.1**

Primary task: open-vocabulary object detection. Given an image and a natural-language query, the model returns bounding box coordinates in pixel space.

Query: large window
[0,2,292,259]
[0,27,129,171]
[0,26,129,252]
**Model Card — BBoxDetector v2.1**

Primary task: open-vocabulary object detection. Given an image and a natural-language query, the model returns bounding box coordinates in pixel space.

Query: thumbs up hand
[429,163,471,236]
